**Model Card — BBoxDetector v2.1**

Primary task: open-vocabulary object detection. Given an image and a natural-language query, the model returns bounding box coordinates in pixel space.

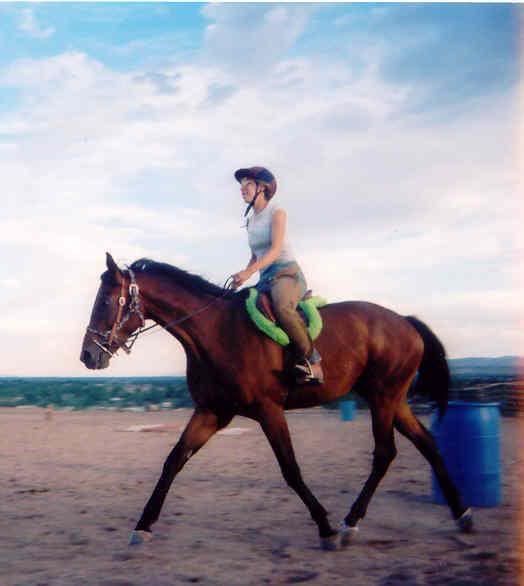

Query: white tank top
[246,203,295,265]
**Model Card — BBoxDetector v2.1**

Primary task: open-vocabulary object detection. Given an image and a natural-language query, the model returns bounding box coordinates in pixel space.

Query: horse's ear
[106,252,123,281]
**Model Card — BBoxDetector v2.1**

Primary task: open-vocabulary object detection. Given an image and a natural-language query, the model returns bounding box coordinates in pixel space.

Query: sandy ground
[1,406,522,586]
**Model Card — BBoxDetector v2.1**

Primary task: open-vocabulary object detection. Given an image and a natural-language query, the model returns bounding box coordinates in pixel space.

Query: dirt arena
[1,406,522,585]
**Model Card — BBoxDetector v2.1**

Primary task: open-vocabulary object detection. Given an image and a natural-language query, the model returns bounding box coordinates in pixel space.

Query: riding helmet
[234,166,277,200]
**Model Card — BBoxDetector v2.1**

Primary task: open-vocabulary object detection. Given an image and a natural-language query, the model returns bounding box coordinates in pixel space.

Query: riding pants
[257,261,319,362]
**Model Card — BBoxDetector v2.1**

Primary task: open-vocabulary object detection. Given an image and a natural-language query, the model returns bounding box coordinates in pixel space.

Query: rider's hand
[232,269,252,289]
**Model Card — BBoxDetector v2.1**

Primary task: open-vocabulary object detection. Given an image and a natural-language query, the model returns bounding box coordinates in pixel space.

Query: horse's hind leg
[393,402,472,532]
[130,408,233,544]
[342,400,397,542]
[256,400,338,550]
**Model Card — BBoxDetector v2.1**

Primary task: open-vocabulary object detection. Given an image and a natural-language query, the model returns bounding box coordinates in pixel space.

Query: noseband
[87,268,145,357]
[87,270,235,360]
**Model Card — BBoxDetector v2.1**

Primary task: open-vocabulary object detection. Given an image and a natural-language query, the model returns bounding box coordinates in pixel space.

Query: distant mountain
[448,356,523,377]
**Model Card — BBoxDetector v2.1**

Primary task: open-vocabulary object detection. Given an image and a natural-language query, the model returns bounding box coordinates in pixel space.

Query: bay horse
[80,253,473,550]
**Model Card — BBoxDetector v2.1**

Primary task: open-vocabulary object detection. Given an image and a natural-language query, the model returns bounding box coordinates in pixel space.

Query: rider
[232,166,324,385]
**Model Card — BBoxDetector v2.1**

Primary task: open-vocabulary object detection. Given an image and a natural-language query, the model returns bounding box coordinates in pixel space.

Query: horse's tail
[405,315,450,419]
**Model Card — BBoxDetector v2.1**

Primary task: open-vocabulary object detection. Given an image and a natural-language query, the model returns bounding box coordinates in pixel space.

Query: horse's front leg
[256,400,338,550]
[130,408,233,545]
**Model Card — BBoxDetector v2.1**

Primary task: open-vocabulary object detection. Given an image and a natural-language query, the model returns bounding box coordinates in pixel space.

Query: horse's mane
[130,258,238,299]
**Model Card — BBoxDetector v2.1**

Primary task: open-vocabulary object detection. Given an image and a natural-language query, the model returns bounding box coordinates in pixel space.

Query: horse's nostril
[81,350,92,364]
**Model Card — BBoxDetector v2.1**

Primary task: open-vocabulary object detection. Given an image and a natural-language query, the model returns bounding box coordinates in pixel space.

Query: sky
[0,3,521,376]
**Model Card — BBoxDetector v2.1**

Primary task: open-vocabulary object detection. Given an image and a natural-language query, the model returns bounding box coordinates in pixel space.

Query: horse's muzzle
[80,346,110,370]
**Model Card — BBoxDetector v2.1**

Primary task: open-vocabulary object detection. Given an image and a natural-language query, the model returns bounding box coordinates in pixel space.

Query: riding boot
[294,348,324,385]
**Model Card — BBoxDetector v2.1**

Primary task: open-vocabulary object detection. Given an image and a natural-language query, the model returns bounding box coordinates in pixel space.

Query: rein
[87,270,234,357]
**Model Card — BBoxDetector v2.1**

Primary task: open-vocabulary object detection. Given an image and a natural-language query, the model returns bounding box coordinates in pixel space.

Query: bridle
[86,268,234,359]
[86,268,145,358]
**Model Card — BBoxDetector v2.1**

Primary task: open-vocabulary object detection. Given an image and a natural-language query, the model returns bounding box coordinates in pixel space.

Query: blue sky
[0,4,517,88]
[0,3,521,375]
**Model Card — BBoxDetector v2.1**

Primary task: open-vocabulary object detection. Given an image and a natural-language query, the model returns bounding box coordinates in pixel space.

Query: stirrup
[294,359,324,385]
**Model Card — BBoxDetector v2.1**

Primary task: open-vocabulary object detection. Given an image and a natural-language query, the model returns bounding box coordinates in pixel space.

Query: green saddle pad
[245,288,327,346]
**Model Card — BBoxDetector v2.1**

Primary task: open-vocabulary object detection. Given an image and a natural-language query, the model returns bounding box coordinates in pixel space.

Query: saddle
[256,289,313,323]
[245,288,327,346]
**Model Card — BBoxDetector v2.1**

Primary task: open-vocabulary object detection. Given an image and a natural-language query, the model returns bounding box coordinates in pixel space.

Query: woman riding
[232,166,324,385]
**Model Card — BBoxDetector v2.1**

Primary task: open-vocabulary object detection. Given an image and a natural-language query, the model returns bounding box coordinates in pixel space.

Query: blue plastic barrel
[340,399,356,421]
[431,401,501,507]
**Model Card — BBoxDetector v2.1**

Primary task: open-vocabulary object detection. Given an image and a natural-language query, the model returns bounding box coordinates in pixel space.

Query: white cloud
[18,8,55,39]
[0,278,20,289]
[0,36,519,374]
[200,4,316,78]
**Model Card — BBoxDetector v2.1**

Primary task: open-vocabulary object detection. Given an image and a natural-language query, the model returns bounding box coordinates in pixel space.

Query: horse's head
[80,253,145,369]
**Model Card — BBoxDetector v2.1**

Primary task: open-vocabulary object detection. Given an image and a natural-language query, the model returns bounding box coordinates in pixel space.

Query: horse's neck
[141,277,224,359]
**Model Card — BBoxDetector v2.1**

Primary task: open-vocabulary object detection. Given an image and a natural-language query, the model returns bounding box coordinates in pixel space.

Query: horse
[80,253,473,550]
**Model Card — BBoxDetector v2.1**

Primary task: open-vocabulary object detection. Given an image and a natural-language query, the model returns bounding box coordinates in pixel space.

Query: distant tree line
[0,377,193,410]
[0,370,519,412]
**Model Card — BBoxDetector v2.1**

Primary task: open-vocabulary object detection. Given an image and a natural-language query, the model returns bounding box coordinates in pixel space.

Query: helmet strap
[243,185,263,217]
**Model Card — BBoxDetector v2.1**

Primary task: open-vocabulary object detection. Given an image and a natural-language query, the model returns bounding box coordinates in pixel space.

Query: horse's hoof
[319,532,339,551]
[456,508,473,533]
[339,522,359,547]
[129,530,153,546]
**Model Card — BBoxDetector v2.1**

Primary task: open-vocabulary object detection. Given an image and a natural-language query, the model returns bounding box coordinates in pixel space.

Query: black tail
[405,315,450,419]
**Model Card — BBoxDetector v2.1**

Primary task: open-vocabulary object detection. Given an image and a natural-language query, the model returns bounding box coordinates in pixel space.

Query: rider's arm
[246,253,256,270]
[246,209,286,276]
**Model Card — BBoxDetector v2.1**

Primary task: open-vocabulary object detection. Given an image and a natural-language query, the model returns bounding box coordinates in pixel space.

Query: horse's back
[320,299,417,334]
[317,299,424,392]
[320,299,403,319]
